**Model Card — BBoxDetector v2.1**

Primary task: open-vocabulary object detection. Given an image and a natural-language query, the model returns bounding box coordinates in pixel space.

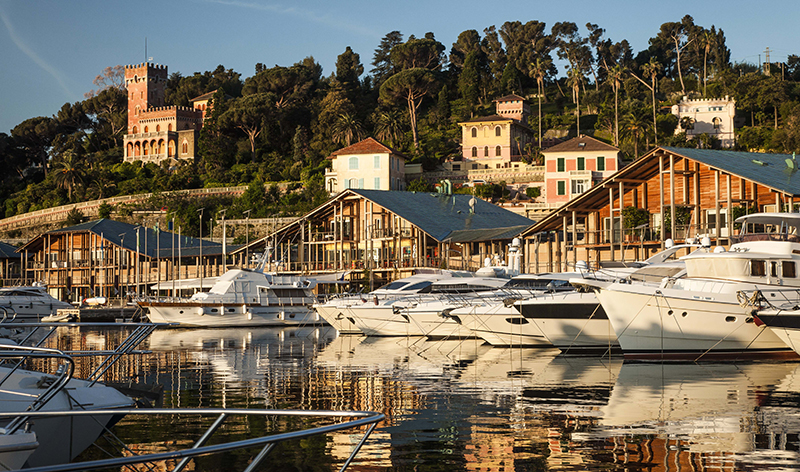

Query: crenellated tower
[125,63,168,133]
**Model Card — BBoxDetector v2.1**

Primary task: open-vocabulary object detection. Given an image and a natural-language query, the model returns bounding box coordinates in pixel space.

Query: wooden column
[670,154,676,240]
[619,181,624,261]
[572,211,577,268]
[562,215,568,271]
[609,187,615,261]
[694,162,701,236]
[715,170,721,242]
[726,174,733,241]
[659,155,665,244]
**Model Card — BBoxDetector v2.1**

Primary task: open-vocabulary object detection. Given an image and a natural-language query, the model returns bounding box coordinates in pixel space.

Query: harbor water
[47,325,800,471]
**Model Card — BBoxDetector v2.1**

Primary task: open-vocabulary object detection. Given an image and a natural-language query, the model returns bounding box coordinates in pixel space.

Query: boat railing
[0,305,18,321]
[0,345,76,434]
[0,321,164,385]
[9,407,385,472]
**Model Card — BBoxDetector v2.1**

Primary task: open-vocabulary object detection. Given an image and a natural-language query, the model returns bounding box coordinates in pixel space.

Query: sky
[1,0,798,135]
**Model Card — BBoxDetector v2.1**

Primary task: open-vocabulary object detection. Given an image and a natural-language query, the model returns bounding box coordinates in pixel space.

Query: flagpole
[178,226,182,296]
[171,217,175,298]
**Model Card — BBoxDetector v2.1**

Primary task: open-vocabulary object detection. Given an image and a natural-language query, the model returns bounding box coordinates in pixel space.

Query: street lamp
[218,209,227,271]
[197,208,204,292]
[243,209,252,268]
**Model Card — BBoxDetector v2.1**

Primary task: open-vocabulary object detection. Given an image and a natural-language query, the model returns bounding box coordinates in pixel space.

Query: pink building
[543,136,620,205]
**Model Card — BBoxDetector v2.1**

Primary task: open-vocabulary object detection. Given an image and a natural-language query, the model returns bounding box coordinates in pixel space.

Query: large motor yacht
[583,213,800,360]
[140,265,321,328]
[0,284,73,320]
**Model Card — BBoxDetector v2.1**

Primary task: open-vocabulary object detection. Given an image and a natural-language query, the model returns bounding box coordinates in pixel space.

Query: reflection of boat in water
[599,361,796,453]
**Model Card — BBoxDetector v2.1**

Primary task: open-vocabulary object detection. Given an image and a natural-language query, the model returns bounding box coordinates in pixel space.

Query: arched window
[349,178,359,188]
[168,123,172,131]
[144,126,148,133]
[712,117,721,130]
[126,142,133,157]
[471,127,477,138]
[143,143,148,155]
[484,146,489,157]
[156,125,160,132]
[471,147,478,158]
[182,140,189,154]
[495,126,501,137]
[496,146,502,156]
[158,139,165,155]
[168,141,175,157]
[132,126,138,134]
[349,156,359,170]
[135,106,140,116]
[134,142,140,156]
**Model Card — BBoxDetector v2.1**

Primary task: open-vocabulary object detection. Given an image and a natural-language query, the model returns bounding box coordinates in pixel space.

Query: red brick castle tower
[123,63,204,163]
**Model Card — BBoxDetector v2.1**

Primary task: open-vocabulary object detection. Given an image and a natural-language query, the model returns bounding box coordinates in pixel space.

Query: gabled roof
[347,190,534,242]
[525,146,800,234]
[494,94,527,102]
[189,89,232,102]
[543,135,618,153]
[659,147,800,195]
[19,219,235,257]
[239,189,535,252]
[0,241,21,259]
[327,137,408,160]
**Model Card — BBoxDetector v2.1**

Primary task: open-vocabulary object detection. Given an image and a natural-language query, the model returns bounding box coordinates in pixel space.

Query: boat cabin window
[751,260,766,277]
[783,261,797,278]
[504,278,571,290]
[402,281,433,292]
[771,261,779,277]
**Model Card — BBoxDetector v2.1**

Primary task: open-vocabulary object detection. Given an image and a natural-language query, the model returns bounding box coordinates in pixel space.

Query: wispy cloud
[201,0,379,38]
[0,5,76,101]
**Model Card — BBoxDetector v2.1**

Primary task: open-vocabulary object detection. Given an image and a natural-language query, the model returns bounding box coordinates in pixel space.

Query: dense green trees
[3,16,800,235]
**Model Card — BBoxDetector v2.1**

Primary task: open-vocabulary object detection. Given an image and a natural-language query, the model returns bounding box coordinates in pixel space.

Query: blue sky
[1,0,797,134]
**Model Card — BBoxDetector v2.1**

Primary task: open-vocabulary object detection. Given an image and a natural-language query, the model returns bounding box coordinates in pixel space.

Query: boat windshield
[733,218,800,244]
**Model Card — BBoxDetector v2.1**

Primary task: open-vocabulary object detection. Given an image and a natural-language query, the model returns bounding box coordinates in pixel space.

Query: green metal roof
[349,189,535,242]
[0,241,21,259]
[21,219,235,257]
[661,147,800,195]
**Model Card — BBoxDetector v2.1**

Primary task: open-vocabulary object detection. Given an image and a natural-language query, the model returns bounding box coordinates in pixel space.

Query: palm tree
[53,151,85,201]
[607,64,625,147]
[530,58,550,147]
[332,113,365,146]
[374,110,405,148]
[641,58,662,145]
[700,30,716,96]
[567,67,583,135]
[623,111,649,159]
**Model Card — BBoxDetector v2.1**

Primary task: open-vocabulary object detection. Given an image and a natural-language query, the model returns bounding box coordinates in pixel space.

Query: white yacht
[313,270,464,334]
[585,213,800,360]
[140,267,321,328]
[0,285,73,320]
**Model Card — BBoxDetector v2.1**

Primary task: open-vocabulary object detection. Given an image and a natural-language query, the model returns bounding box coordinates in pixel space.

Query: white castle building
[671,96,736,148]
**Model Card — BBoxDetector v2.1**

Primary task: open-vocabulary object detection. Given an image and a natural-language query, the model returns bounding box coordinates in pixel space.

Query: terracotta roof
[542,135,618,153]
[462,114,514,123]
[493,94,527,102]
[189,89,232,102]
[327,137,409,160]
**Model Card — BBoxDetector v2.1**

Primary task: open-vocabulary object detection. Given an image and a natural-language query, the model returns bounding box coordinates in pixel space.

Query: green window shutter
[557,158,565,172]
[557,181,565,195]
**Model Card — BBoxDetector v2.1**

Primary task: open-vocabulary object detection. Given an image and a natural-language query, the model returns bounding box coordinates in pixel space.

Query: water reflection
[34,326,800,470]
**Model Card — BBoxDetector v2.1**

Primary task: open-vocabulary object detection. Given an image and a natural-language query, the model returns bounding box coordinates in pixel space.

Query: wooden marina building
[522,146,800,273]
[18,219,232,302]
[233,188,535,287]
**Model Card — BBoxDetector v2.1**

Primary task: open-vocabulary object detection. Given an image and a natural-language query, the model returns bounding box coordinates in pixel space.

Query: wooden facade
[522,147,800,273]
[234,189,533,288]
[19,220,231,303]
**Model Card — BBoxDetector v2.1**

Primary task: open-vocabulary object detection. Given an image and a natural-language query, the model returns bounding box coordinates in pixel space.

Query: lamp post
[197,208,204,292]
[134,226,141,298]
[218,209,227,271]
[243,209,251,268]
[118,233,126,307]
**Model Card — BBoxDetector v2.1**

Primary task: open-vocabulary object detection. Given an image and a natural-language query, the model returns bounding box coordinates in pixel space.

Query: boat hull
[313,303,363,334]
[514,292,619,353]
[141,302,323,328]
[449,304,552,347]
[595,284,794,360]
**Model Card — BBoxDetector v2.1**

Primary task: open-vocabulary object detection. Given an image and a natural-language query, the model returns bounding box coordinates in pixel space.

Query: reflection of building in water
[464,417,547,471]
